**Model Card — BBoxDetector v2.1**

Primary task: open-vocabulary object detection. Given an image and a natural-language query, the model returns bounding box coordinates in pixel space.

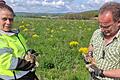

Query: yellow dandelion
[50,35,53,37]
[19,25,25,29]
[32,34,39,38]
[79,26,82,29]
[23,28,28,32]
[25,24,30,27]
[79,47,88,54]
[21,21,24,24]
[62,29,66,32]
[69,41,79,46]
[51,30,54,33]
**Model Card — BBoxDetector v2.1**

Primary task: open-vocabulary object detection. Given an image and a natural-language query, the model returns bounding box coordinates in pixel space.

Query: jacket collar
[0,30,19,36]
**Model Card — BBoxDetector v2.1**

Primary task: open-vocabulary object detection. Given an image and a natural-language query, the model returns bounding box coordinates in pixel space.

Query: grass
[13,17,98,80]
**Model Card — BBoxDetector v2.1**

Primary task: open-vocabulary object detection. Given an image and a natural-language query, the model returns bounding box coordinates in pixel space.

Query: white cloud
[10,0,15,3]
[42,0,64,7]
[104,0,113,2]
[94,0,100,4]
[26,0,41,6]
[4,0,120,13]
[81,4,86,9]
[87,0,100,4]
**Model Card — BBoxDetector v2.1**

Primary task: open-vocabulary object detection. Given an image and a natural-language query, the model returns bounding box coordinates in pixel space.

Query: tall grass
[14,17,98,80]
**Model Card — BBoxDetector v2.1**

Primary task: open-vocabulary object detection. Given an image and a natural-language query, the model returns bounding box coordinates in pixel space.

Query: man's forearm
[103,69,120,78]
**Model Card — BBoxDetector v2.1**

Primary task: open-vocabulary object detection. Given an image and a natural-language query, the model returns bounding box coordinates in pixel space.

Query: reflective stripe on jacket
[0,30,30,79]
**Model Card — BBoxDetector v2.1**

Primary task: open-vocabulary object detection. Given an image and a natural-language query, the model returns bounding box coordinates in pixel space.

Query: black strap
[13,71,17,80]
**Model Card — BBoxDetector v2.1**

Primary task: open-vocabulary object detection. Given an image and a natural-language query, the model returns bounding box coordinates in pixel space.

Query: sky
[4,0,120,13]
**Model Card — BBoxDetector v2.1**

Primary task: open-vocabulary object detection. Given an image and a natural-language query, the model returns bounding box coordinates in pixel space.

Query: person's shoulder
[92,29,101,35]
[94,29,101,33]
[11,29,20,34]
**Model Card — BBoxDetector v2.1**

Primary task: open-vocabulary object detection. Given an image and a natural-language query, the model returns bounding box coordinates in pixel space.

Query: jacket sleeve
[15,58,35,71]
[0,48,35,71]
[0,38,35,71]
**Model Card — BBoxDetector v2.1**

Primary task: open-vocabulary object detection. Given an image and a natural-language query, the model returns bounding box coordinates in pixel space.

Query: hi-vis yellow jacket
[0,30,35,80]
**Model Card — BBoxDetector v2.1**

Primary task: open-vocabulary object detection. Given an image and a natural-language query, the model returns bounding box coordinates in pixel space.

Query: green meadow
[14,17,98,80]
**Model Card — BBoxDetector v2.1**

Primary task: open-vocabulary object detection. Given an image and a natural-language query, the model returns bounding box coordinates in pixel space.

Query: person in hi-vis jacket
[0,0,38,80]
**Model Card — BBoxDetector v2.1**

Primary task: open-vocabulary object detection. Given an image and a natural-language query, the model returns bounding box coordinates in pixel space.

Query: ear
[117,19,120,28]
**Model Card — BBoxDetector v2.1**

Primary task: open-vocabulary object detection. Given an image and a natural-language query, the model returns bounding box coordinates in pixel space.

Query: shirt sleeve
[89,29,101,45]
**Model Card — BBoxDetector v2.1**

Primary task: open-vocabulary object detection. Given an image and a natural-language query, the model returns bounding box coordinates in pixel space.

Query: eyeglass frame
[99,21,118,30]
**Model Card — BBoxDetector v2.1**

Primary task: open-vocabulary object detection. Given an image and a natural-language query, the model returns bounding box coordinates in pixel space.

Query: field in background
[13,17,98,80]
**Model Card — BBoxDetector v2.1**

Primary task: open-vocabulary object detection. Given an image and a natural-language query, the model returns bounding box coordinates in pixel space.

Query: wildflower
[32,34,39,38]
[21,21,24,24]
[50,35,53,37]
[25,24,30,27]
[62,29,66,32]
[51,30,54,33]
[23,28,28,32]
[79,47,88,54]
[19,25,25,29]
[79,26,82,29]
[69,41,79,46]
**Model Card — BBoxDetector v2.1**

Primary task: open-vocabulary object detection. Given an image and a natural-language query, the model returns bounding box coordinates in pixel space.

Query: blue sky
[4,0,120,13]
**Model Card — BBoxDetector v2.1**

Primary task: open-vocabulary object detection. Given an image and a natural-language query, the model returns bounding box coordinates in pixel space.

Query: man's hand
[86,64,105,77]
[84,51,96,64]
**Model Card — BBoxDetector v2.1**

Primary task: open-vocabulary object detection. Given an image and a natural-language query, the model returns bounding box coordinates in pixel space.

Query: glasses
[99,21,117,29]
[1,17,14,22]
